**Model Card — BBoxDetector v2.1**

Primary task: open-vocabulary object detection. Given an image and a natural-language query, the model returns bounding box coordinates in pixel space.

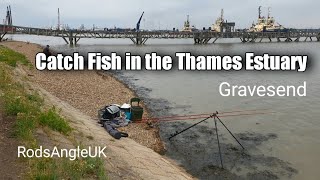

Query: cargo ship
[248,6,288,32]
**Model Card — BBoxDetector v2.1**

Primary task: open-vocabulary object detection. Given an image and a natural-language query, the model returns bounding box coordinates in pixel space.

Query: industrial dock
[1,6,320,45]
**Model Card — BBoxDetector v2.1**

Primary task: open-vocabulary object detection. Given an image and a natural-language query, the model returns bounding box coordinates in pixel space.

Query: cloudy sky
[1,0,319,30]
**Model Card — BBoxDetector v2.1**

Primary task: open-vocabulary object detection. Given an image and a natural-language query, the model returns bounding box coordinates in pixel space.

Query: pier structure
[1,5,320,45]
[1,24,320,45]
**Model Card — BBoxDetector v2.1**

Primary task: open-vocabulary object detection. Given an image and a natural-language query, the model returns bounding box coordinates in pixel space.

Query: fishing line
[134,111,274,124]
[135,108,270,122]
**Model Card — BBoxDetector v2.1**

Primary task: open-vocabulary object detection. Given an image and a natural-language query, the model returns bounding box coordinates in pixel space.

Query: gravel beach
[1,41,164,153]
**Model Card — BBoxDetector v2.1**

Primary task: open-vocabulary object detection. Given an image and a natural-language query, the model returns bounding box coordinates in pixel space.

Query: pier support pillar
[240,37,247,43]
[285,38,292,42]
[62,37,69,44]
[212,38,219,44]
[277,38,281,42]
[194,38,198,44]
[62,31,80,46]
[75,37,81,44]
[294,38,300,42]
[194,38,201,44]
[317,37,320,42]
[203,38,211,44]
[130,37,137,44]
[250,37,257,43]
[134,33,147,45]
[136,37,142,45]
[194,38,208,44]
[141,38,148,45]
[193,33,204,45]
[268,37,272,42]
[69,36,74,45]
[69,31,74,46]
[134,37,148,45]
[62,36,80,46]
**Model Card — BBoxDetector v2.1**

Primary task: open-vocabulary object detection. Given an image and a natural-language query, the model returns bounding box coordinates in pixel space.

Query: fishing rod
[168,113,216,140]
[134,110,273,124]
[135,108,269,122]
[153,111,274,123]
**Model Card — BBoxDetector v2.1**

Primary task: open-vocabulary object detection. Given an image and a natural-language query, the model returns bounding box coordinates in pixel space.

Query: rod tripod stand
[168,111,245,168]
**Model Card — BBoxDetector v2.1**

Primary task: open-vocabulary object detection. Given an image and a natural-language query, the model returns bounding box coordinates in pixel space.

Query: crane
[58,8,60,30]
[6,6,9,24]
[258,6,262,19]
[136,11,144,31]
[8,6,12,25]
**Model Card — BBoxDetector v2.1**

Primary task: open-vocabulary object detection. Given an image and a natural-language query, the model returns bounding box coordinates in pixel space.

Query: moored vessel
[248,6,287,32]
[181,15,197,32]
[211,9,225,32]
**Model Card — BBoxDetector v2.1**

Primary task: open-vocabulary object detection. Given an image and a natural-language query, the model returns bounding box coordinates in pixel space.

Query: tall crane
[6,6,12,25]
[57,8,60,30]
[136,11,144,31]
[9,6,12,25]
[258,6,262,19]
[6,6,9,24]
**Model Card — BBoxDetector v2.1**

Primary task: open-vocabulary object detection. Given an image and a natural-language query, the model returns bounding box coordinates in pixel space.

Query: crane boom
[258,6,262,18]
[136,11,144,31]
[9,5,12,25]
[6,6,9,25]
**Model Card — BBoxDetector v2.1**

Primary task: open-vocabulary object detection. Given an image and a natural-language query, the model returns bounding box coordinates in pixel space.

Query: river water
[8,34,320,179]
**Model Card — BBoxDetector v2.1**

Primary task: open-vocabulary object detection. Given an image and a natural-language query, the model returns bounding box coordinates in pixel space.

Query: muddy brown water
[9,35,320,179]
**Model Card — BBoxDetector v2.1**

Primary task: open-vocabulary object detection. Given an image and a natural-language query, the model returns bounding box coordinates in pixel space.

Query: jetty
[1,25,320,45]
[1,5,320,45]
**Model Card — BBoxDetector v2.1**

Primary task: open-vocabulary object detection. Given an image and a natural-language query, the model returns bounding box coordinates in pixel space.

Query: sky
[0,0,319,30]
